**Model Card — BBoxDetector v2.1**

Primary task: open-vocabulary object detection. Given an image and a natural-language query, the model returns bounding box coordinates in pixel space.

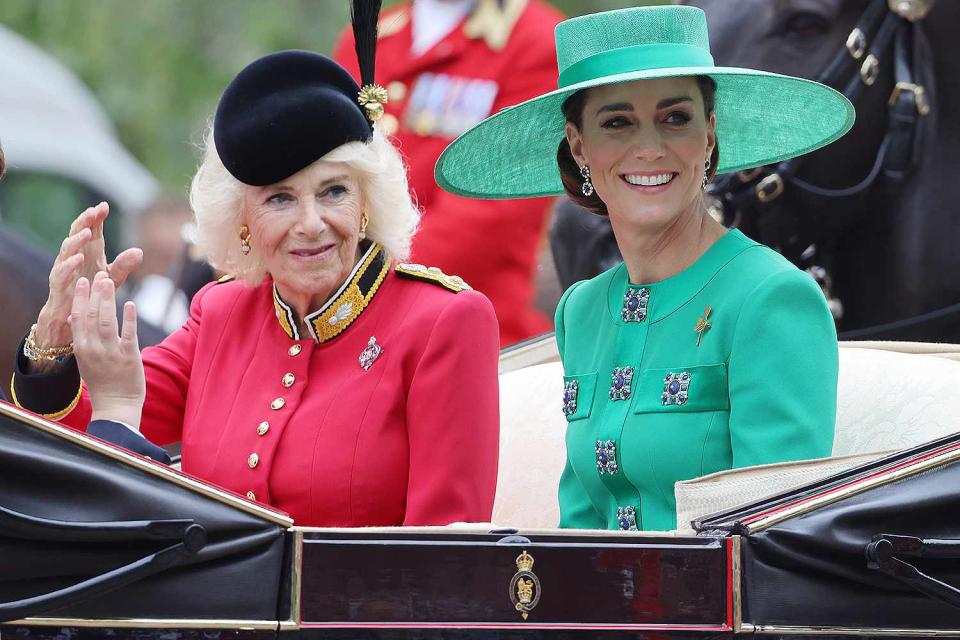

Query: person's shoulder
[503,0,563,57]
[391,263,498,341]
[377,2,412,40]
[563,262,621,309]
[189,275,267,317]
[718,237,830,327]
[719,232,815,293]
[516,0,564,33]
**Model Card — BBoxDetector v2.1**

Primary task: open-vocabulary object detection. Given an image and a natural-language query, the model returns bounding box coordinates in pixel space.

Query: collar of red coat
[272,242,390,343]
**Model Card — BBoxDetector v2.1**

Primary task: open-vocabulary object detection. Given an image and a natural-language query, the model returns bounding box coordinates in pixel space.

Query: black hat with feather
[214,0,385,186]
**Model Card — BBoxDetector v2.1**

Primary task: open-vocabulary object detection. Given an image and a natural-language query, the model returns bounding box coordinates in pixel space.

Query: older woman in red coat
[10,20,499,527]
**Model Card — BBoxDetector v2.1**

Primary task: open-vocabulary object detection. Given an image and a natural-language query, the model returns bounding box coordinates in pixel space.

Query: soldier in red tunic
[333,0,563,345]
[10,8,499,528]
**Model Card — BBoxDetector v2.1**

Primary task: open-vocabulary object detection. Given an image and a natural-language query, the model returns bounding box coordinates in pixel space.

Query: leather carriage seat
[493,338,960,531]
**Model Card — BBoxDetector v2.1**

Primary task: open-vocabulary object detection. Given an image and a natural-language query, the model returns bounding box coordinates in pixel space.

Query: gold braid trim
[10,372,84,421]
[307,244,390,343]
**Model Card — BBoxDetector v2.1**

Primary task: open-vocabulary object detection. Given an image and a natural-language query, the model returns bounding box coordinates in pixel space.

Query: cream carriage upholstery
[493,338,960,530]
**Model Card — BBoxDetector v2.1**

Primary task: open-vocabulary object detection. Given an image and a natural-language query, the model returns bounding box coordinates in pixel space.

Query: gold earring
[239,224,251,255]
[359,211,369,240]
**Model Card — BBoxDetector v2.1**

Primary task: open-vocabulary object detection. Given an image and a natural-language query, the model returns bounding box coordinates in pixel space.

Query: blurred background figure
[334,0,563,346]
[124,195,216,335]
[0,22,158,389]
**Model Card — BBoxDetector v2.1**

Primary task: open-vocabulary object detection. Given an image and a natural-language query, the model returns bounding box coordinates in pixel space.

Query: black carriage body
[3,402,960,639]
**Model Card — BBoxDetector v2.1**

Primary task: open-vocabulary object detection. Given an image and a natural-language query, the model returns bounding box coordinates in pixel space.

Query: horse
[681,0,960,341]
[0,226,171,400]
[0,227,54,397]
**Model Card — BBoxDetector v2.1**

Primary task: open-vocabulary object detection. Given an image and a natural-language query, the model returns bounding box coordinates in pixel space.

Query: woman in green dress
[436,6,854,531]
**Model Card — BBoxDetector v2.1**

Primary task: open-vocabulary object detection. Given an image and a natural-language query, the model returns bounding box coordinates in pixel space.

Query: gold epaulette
[464,0,527,51]
[216,273,236,284]
[395,263,472,293]
[378,7,409,39]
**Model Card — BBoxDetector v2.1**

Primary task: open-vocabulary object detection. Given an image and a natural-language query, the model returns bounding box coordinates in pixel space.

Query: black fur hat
[214,1,384,187]
[214,50,372,187]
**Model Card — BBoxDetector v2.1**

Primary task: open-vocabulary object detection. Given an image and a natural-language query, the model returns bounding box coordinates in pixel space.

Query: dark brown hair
[557,76,719,216]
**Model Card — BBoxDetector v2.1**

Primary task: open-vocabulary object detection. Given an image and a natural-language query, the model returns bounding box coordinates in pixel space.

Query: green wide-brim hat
[435,5,855,199]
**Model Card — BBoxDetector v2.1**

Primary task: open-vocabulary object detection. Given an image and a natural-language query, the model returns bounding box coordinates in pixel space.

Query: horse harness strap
[713,0,934,209]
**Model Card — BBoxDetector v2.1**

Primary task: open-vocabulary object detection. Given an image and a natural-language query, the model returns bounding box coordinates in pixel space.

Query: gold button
[288,344,302,356]
[387,81,407,101]
[271,397,285,410]
[247,452,259,468]
[282,372,295,388]
[246,490,256,500]
[257,421,269,436]
[381,113,399,136]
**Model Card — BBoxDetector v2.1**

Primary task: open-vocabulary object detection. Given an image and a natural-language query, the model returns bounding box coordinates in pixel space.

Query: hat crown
[555,6,711,75]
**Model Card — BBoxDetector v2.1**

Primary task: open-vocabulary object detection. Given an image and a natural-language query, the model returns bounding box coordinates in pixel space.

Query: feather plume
[351,0,382,88]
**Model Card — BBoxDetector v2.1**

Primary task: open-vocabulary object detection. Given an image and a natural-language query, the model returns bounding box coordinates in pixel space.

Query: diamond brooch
[358,336,382,370]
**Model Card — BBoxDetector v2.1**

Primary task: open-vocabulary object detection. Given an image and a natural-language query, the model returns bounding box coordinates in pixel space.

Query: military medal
[695,306,712,346]
[358,336,382,370]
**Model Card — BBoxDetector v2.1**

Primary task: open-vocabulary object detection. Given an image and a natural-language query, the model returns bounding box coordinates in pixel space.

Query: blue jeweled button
[661,371,691,406]
[595,440,618,475]
[562,380,580,416]
[609,366,635,401]
[617,505,638,531]
[621,287,650,323]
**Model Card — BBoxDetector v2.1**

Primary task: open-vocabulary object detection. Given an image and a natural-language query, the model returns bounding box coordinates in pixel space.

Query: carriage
[3,335,960,639]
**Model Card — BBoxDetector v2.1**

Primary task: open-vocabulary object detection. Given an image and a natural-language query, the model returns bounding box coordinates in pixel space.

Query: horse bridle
[708,0,937,337]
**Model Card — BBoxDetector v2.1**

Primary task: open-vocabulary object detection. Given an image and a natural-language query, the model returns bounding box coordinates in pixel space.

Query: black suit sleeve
[87,420,172,465]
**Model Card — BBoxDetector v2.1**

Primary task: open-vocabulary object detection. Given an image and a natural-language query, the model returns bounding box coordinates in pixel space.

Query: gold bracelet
[24,324,73,362]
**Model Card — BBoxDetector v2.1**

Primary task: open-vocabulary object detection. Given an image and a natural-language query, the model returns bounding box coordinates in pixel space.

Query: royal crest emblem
[329,302,354,326]
[508,550,541,620]
[358,336,382,371]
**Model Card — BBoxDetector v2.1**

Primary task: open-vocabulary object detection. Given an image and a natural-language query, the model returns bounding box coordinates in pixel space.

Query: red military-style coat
[12,244,500,527]
[333,0,563,346]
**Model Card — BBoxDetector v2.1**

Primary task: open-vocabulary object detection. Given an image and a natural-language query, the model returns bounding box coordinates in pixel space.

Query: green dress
[555,229,838,531]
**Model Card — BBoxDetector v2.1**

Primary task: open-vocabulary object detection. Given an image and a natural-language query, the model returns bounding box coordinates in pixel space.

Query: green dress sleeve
[555,283,606,528]
[727,269,838,468]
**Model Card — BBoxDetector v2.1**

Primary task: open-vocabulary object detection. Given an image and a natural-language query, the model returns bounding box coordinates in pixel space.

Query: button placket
[594,308,649,528]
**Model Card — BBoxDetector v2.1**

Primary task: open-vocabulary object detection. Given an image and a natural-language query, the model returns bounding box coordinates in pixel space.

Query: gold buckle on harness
[888,81,931,115]
[737,167,763,183]
[756,174,785,203]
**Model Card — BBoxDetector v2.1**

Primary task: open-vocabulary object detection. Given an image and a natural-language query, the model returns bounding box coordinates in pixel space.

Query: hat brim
[435,66,855,199]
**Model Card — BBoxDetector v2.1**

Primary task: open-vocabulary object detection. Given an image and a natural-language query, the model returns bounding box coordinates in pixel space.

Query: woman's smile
[620,171,678,194]
[288,243,336,262]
